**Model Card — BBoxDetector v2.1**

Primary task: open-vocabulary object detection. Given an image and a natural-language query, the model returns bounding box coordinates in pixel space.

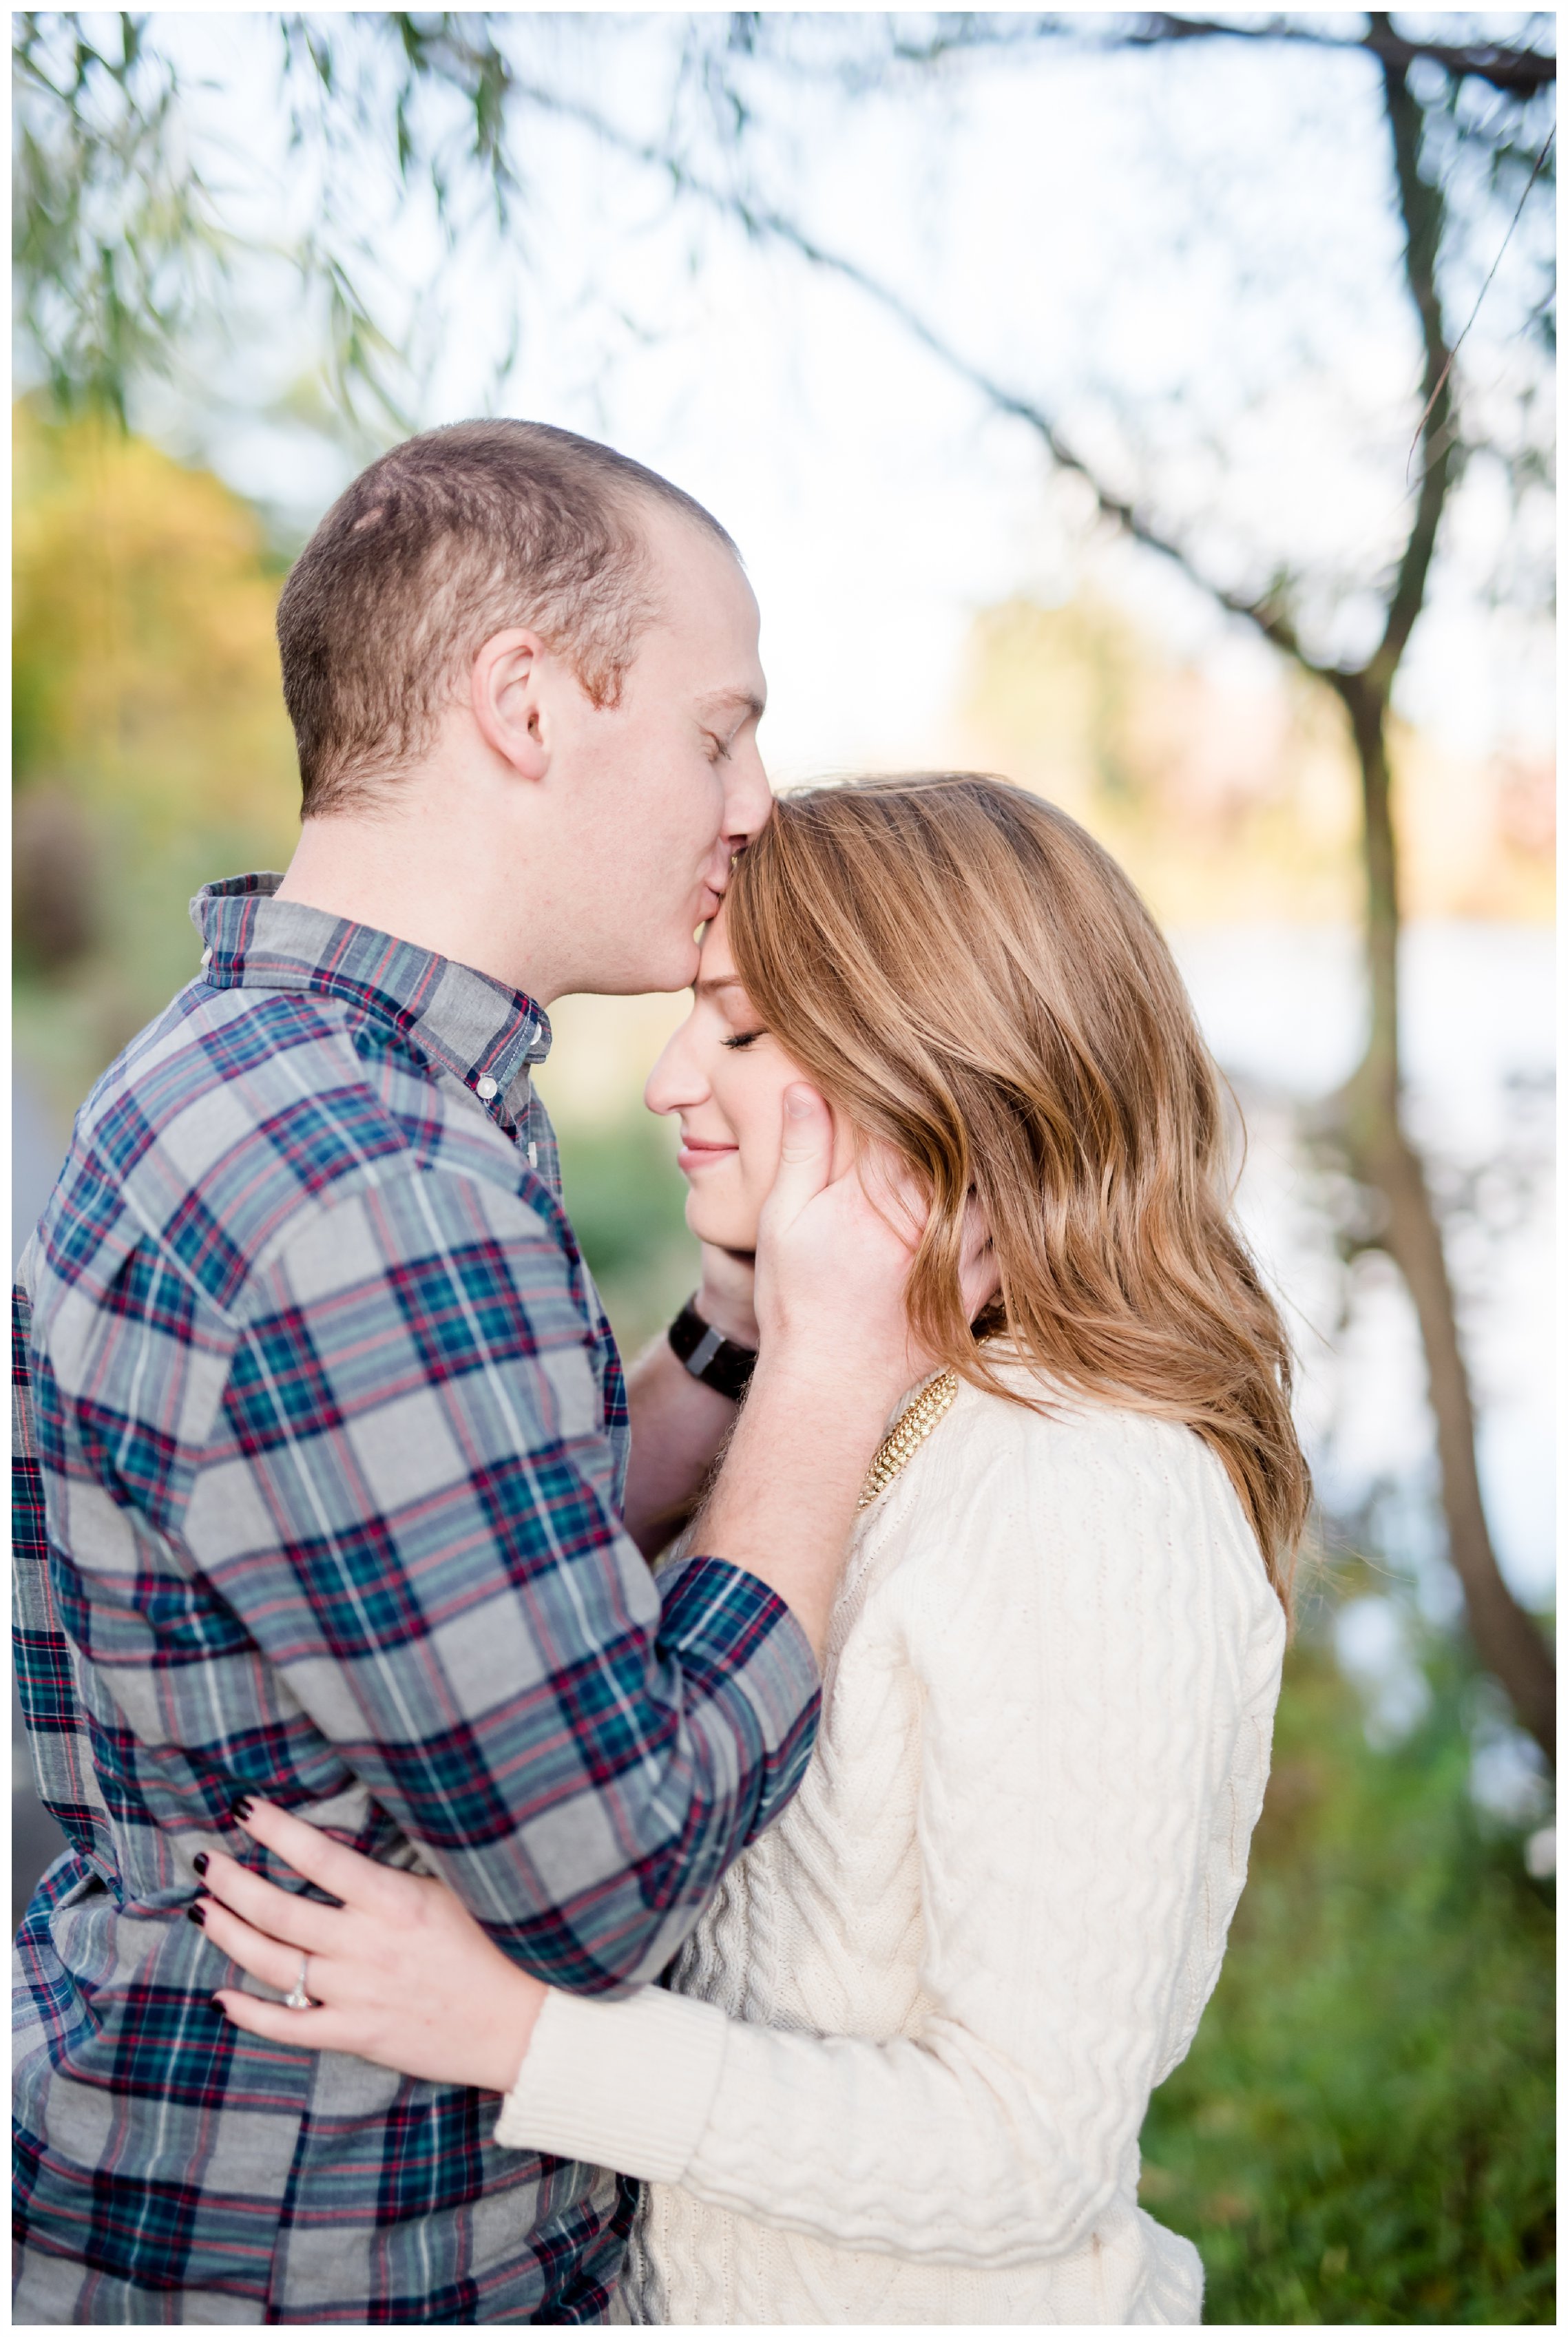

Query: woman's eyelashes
[720,1029,766,1051]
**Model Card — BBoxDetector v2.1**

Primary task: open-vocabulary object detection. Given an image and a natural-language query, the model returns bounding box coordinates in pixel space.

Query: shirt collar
[191,874,552,1109]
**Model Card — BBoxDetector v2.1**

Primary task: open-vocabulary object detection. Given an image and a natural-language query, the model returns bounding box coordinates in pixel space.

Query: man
[13,423,926,2322]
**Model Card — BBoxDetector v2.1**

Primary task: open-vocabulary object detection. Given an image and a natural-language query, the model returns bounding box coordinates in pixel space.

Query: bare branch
[1405,127,1555,481]
[879,12,1557,98]
[510,75,1319,674]
[1118,13,1556,97]
[1375,30,1456,688]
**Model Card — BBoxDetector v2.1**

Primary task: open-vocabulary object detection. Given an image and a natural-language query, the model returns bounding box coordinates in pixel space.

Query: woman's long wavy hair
[725,772,1310,1611]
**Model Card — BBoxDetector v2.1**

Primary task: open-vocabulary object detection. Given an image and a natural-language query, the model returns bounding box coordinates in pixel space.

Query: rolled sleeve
[651,1553,822,1843]
[184,1162,819,1991]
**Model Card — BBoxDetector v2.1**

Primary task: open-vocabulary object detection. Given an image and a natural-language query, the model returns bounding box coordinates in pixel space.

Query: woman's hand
[196,1800,546,2095]
[696,1240,759,1349]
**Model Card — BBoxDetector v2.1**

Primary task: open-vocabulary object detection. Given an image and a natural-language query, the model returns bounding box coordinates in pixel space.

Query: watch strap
[668,1298,757,1402]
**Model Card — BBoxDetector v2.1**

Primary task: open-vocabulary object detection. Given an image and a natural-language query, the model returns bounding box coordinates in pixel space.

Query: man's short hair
[276,419,738,815]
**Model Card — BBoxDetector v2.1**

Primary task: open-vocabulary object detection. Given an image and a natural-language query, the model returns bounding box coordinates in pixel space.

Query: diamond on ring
[284,1956,313,2010]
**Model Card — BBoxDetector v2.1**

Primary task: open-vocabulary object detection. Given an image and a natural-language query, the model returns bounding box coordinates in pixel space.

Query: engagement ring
[284,1957,313,2011]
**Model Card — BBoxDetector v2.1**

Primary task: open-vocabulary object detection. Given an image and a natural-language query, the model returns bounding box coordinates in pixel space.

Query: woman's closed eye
[721,1029,766,1051]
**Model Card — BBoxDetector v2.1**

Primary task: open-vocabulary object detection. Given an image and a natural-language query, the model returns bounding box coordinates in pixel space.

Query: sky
[145,10,1555,782]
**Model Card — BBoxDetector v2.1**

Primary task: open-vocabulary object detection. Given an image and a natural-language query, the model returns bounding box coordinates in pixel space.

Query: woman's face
[645,906,826,1251]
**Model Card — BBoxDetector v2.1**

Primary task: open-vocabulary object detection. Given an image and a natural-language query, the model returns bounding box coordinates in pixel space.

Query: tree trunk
[1330,673,1555,1763]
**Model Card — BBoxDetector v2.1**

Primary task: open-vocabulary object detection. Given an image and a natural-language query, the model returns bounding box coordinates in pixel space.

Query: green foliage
[12,10,524,432]
[1140,1632,1556,2325]
[552,1111,700,1359]
[12,12,227,422]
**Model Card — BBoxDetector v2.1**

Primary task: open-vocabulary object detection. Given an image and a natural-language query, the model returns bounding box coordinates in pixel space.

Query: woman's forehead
[696,910,738,988]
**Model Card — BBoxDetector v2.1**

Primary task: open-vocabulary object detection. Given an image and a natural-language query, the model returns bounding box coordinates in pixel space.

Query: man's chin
[665,929,708,991]
[581,935,702,998]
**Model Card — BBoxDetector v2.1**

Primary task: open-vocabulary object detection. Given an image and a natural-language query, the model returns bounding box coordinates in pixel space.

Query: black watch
[668,1297,757,1402]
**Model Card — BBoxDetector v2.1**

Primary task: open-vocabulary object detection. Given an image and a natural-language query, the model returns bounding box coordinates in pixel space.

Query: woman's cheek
[685,1180,724,1244]
[742,1109,787,1212]
[684,1164,752,1252]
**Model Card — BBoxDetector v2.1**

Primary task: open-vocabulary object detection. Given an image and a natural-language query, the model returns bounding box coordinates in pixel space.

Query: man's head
[274,421,770,998]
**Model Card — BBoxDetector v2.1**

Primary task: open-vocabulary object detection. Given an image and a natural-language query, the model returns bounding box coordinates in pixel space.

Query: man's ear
[470,628,551,781]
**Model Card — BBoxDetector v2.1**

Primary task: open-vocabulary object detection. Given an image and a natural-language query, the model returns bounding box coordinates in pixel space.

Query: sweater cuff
[493,1983,729,2182]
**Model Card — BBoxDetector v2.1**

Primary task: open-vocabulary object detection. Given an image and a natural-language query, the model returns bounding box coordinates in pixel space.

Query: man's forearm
[624,1329,897,1646]
[623,1331,739,1558]
[696,1356,894,1659]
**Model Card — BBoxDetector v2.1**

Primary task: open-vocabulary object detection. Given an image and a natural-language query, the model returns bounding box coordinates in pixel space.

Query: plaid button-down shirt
[12,874,819,2325]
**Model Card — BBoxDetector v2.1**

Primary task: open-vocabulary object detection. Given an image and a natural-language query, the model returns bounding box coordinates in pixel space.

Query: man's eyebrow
[696,688,766,724]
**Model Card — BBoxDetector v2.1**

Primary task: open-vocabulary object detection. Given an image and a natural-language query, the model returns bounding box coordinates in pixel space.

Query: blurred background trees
[12,404,298,1117]
[12,11,1556,2322]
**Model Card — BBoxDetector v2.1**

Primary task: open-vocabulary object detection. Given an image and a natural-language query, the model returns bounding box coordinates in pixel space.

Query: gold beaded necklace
[857,1370,961,1511]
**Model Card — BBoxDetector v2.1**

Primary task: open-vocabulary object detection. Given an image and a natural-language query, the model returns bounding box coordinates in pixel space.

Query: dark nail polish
[187,1903,206,1927]
[230,1796,255,1825]
[192,1852,209,1876]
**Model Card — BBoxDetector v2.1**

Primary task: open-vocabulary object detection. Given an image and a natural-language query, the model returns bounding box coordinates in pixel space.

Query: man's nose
[723,742,774,850]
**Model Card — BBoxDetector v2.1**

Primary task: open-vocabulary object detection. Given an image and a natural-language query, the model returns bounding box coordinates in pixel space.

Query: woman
[195,773,1307,2325]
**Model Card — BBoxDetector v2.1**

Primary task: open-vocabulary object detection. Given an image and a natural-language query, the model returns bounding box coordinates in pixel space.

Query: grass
[1140,1629,1556,2325]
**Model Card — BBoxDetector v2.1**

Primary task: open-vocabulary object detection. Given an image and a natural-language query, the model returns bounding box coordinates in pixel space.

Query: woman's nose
[645,1019,707,1117]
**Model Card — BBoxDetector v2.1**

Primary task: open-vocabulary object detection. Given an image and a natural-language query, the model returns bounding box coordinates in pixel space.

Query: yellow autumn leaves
[13,402,302,1113]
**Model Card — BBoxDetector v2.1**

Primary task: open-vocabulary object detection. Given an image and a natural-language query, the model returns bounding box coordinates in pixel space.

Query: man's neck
[276,808,556,1002]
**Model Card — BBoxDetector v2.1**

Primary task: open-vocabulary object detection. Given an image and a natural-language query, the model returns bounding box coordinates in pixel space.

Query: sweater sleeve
[494,1405,1275,2266]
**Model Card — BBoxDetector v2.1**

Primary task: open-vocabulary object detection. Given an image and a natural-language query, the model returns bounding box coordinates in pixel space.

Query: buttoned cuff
[493,1983,729,2182]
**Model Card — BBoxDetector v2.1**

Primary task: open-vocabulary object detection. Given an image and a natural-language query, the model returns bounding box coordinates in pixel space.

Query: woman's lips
[678,1140,738,1177]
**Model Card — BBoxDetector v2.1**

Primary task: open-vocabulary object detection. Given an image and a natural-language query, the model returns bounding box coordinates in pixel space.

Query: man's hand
[754,1085,1001,1399]
[625,1082,998,1635]
[752,1087,923,1403]
[698,1084,941,1657]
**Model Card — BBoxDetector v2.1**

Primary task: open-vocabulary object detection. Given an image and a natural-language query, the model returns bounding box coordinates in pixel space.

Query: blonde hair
[726,772,1309,1610]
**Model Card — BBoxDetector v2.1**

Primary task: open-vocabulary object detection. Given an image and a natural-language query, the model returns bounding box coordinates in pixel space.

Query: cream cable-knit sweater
[495,1363,1287,2325]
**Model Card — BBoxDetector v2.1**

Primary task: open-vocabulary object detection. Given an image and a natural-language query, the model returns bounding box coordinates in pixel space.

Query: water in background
[1169,923,1554,1612]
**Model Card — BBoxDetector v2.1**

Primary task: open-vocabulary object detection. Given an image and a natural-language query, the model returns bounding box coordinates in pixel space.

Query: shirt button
[200,948,212,967]
[475,1076,499,1101]
[527,1142,539,1168]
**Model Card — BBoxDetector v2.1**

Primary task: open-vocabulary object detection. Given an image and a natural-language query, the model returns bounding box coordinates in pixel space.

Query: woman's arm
[621,1245,757,1558]
[194,1813,550,2090]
